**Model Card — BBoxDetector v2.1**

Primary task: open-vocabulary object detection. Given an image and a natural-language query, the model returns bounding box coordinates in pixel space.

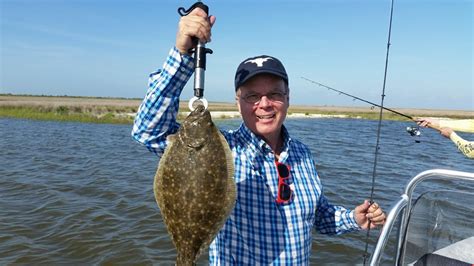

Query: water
[1,118,472,265]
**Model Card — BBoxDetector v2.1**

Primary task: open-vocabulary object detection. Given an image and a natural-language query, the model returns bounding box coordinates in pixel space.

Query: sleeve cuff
[348,210,362,230]
[171,46,195,71]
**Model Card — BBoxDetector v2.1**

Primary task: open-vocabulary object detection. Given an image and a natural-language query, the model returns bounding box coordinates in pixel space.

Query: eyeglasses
[275,161,293,204]
[240,91,287,104]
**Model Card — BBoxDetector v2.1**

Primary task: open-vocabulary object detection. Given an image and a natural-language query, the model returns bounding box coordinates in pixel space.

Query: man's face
[236,74,289,142]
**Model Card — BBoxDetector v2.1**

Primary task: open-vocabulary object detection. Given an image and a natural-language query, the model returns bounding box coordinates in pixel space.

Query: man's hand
[176,8,216,55]
[354,200,386,229]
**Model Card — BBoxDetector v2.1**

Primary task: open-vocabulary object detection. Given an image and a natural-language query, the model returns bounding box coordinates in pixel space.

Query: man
[417,118,474,159]
[132,7,386,264]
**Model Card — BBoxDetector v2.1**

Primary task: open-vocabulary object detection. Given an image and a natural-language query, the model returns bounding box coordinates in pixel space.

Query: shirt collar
[237,123,292,161]
[278,125,291,163]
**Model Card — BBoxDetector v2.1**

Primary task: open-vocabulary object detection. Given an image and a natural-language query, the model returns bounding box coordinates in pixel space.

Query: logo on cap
[244,57,273,67]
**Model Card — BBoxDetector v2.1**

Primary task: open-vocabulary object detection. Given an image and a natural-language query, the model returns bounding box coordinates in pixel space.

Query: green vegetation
[0,93,142,101]
[0,105,135,124]
[0,104,467,124]
[1,95,471,124]
[313,111,413,121]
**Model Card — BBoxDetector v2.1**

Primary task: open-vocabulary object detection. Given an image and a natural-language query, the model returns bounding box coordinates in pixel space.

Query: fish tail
[175,253,196,266]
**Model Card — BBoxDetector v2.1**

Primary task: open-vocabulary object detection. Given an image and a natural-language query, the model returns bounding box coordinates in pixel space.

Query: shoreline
[1,94,472,124]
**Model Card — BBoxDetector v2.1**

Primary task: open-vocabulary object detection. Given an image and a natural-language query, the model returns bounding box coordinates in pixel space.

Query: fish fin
[154,133,177,211]
[154,136,182,251]
[218,130,236,214]
[217,130,235,179]
[166,134,176,143]
[221,130,236,211]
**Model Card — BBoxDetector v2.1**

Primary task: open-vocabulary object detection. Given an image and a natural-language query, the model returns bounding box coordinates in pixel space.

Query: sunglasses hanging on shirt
[275,161,293,204]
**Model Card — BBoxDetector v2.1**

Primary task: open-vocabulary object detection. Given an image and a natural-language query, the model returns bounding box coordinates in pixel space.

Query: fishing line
[301,77,422,141]
[300,77,414,120]
[362,0,396,264]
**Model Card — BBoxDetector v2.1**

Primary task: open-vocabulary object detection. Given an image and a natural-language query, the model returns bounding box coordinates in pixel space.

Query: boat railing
[369,169,474,266]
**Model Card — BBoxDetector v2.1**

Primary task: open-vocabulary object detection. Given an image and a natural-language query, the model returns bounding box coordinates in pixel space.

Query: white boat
[369,169,474,265]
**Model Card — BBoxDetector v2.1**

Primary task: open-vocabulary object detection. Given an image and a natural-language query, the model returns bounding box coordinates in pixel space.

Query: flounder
[154,104,236,266]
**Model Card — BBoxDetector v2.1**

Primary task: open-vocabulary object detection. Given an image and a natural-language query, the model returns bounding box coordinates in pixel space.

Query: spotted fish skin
[154,104,236,266]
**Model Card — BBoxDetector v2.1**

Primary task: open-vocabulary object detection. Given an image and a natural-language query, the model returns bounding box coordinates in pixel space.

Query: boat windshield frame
[369,169,474,266]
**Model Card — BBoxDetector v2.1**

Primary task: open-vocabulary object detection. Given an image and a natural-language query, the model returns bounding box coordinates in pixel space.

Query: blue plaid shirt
[132,47,360,265]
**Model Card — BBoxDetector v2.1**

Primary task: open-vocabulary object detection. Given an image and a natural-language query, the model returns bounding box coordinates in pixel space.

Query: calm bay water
[1,117,472,265]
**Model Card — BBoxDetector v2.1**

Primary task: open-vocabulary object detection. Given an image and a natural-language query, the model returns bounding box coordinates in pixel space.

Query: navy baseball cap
[234,55,288,91]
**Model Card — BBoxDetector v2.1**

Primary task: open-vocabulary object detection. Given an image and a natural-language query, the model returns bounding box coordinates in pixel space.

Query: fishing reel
[406,126,421,143]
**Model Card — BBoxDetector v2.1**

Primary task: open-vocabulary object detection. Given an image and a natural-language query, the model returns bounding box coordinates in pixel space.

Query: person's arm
[416,118,474,133]
[314,191,361,235]
[314,193,385,235]
[131,7,215,156]
[131,48,194,155]
[438,119,474,133]
[449,131,474,159]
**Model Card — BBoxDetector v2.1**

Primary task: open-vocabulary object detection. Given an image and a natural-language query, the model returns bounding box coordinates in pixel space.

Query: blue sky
[1,0,472,110]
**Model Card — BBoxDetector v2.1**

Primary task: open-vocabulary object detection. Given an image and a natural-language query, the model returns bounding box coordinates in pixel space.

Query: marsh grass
[1,95,471,124]
[0,105,134,124]
[0,104,467,124]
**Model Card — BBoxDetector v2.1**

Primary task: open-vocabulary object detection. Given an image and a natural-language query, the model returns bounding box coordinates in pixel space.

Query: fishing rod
[362,0,394,264]
[301,77,422,139]
[301,77,414,120]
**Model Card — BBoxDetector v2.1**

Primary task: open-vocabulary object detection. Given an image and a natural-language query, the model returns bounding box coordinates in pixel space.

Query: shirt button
[180,67,186,72]
[292,251,297,258]
[288,223,293,229]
